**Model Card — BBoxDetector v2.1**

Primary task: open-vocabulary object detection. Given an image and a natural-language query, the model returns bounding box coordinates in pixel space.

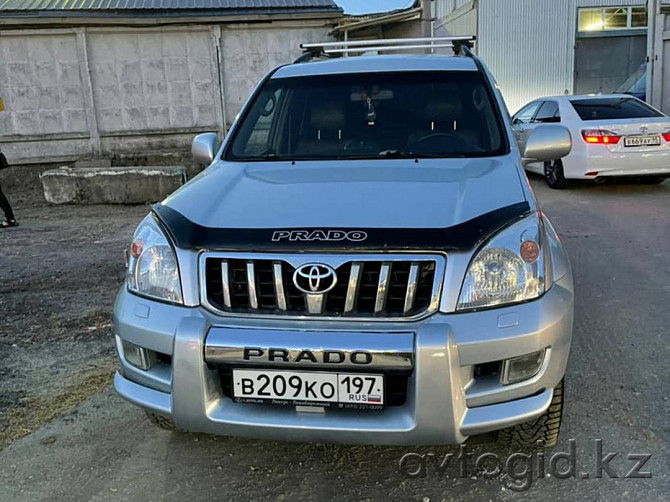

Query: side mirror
[192,132,220,166]
[522,125,572,165]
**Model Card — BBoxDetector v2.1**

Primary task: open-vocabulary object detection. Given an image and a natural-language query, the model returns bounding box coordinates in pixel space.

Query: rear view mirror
[192,133,220,166]
[522,125,572,165]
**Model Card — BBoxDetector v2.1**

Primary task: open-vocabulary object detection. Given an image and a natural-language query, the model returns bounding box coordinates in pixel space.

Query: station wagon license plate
[232,369,384,409]
[624,135,661,147]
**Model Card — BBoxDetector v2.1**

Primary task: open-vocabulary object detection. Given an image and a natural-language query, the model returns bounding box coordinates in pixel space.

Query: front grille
[202,253,444,319]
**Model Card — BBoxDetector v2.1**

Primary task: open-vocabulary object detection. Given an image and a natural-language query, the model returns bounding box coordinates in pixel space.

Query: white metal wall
[478,0,578,114]
[434,0,473,19]
[476,0,649,113]
[661,14,670,110]
[650,9,670,111]
[434,1,476,38]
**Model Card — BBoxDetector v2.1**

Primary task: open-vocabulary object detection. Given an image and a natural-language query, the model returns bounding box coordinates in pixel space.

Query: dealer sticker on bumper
[232,369,384,408]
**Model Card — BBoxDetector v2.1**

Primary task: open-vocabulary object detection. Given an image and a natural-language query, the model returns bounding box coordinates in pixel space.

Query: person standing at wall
[0,151,18,228]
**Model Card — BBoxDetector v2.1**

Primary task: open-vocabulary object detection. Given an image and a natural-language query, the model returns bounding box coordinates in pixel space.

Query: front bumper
[113,275,573,445]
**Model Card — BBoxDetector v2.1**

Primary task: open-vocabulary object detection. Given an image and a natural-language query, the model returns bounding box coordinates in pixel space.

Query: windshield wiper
[379,150,465,159]
[379,150,432,158]
[240,153,288,161]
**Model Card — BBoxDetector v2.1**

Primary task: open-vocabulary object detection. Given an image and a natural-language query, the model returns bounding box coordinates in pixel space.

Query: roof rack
[298,36,476,61]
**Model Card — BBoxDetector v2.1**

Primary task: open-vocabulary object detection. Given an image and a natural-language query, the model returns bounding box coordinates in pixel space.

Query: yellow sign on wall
[0,98,4,111]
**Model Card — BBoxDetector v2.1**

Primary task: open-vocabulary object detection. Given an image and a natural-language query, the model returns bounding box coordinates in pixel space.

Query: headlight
[127,214,183,304]
[457,213,549,311]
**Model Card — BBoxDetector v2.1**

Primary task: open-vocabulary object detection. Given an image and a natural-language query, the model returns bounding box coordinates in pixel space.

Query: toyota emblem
[293,264,337,294]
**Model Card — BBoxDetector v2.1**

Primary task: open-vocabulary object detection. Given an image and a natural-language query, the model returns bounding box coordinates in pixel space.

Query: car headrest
[310,101,346,131]
[419,96,463,123]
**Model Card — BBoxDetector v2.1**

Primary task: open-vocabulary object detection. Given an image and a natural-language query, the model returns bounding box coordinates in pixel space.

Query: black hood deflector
[153,201,531,253]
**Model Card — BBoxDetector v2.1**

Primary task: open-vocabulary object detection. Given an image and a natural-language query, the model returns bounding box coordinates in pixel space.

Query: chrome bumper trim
[204,329,414,370]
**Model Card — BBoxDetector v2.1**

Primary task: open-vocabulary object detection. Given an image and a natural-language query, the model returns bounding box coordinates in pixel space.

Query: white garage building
[435,0,657,113]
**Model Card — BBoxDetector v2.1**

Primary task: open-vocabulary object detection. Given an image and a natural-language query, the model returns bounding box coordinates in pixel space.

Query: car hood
[162,157,527,230]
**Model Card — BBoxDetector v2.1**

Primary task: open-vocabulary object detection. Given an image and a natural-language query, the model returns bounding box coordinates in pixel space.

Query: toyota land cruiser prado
[113,38,574,447]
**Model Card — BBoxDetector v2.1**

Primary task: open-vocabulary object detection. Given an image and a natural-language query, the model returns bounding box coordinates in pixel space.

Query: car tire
[637,176,666,185]
[498,379,564,448]
[145,410,177,431]
[544,160,568,189]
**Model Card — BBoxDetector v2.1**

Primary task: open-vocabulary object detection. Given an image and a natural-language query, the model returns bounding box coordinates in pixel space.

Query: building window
[604,8,628,29]
[578,6,647,32]
[578,8,604,32]
[631,6,647,28]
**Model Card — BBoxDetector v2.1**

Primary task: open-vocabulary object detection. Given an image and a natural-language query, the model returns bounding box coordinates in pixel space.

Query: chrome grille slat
[344,263,362,313]
[246,261,258,309]
[201,253,444,320]
[403,262,420,314]
[374,263,391,313]
[220,260,232,308]
[273,262,287,311]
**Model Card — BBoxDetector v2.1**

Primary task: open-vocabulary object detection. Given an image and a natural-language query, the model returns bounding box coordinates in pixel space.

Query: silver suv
[113,38,574,447]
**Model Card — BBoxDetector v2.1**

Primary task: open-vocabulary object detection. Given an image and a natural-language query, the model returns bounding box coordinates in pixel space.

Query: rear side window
[533,101,560,123]
[570,97,662,121]
[513,102,541,124]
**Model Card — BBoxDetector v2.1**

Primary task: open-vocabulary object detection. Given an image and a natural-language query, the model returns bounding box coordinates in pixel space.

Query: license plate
[232,369,384,409]
[624,135,661,147]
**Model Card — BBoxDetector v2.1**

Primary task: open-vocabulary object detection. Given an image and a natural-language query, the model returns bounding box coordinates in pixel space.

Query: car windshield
[570,97,662,121]
[225,71,507,161]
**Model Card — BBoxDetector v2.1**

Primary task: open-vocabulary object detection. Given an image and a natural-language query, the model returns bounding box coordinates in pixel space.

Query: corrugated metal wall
[478,0,578,113]
[434,0,476,37]
[477,0,649,113]
[653,7,670,111]
[434,0,472,19]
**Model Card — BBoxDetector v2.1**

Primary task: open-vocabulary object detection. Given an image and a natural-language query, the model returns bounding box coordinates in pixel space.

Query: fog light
[501,349,545,385]
[122,340,156,370]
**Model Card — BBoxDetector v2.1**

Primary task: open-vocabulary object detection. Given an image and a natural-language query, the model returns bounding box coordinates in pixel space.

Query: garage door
[574,35,646,95]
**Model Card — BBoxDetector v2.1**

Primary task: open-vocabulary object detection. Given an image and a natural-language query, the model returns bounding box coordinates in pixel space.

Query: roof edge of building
[0,8,343,28]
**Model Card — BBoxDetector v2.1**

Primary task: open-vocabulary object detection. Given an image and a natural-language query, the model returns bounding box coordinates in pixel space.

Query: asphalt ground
[1,175,668,501]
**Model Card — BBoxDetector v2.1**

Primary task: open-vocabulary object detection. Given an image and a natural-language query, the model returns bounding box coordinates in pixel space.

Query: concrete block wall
[0,33,87,136]
[87,28,219,134]
[0,31,93,162]
[0,21,333,166]
[221,24,333,123]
